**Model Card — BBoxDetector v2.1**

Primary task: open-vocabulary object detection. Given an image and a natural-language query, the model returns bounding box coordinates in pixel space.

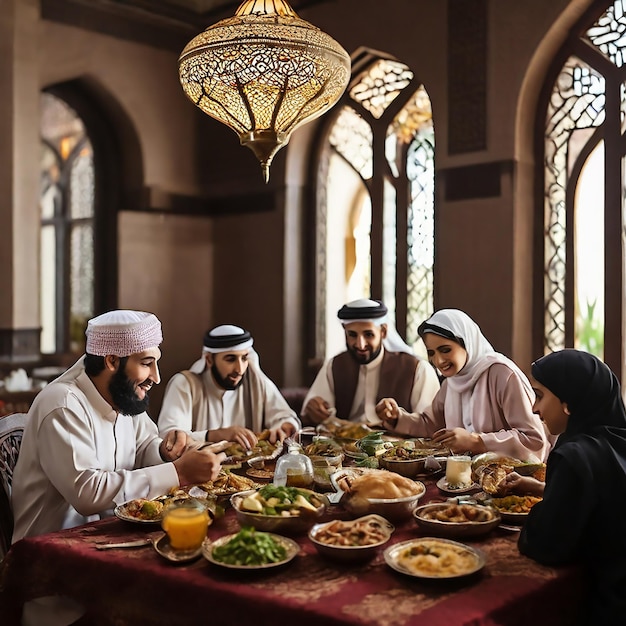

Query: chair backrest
[0,412,28,559]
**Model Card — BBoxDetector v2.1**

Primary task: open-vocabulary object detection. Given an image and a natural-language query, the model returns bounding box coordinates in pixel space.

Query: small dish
[114,502,163,524]
[436,476,480,495]
[202,532,300,570]
[309,514,394,562]
[489,495,542,524]
[245,468,274,482]
[413,502,501,538]
[384,537,486,579]
[153,533,203,563]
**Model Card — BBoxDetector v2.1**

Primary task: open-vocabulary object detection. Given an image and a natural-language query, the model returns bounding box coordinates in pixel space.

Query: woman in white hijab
[382,309,551,462]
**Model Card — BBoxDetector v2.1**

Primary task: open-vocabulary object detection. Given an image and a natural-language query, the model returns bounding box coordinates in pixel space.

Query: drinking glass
[161,500,209,554]
[445,455,472,488]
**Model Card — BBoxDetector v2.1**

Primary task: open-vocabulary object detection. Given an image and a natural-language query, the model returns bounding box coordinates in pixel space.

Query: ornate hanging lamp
[178,0,351,183]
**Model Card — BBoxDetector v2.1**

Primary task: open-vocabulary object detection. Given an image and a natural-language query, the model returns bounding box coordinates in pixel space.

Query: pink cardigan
[394,363,551,461]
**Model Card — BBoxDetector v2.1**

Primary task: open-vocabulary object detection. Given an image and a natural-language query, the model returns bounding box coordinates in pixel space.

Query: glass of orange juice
[161,500,210,554]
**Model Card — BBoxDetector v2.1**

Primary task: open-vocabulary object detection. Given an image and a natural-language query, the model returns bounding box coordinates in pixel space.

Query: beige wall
[0,0,597,411]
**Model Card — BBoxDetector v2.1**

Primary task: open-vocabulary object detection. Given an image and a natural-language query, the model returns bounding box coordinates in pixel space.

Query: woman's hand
[432,427,486,454]
[504,471,545,496]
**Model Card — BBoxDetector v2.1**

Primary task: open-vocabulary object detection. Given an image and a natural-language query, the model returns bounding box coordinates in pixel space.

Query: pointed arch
[307,48,435,361]
[40,78,143,354]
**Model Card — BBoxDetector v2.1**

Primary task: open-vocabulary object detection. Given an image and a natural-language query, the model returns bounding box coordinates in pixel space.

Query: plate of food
[379,442,448,478]
[171,470,261,501]
[316,416,374,441]
[384,537,486,579]
[114,498,167,524]
[471,453,547,496]
[488,495,542,523]
[436,476,481,495]
[245,467,275,482]
[308,514,394,562]
[202,527,300,570]
[114,491,220,524]
[413,502,501,538]
[222,431,283,465]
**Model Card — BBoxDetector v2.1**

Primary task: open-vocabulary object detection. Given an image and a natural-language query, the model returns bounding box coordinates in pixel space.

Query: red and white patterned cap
[85,310,163,357]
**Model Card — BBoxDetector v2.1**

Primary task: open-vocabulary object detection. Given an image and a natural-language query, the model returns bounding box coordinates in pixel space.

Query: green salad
[211,527,288,566]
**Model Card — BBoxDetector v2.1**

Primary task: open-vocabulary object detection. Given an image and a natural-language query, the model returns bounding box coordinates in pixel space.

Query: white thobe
[11,361,178,543]
[301,348,440,425]
[158,367,300,441]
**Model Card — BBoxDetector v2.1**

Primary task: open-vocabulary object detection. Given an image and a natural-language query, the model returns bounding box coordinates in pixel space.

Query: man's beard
[347,343,382,365]
[109,361,150,415]
[211,364,245,390]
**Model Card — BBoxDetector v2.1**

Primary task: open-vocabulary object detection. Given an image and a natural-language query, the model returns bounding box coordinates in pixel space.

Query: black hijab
[531,349,626,439]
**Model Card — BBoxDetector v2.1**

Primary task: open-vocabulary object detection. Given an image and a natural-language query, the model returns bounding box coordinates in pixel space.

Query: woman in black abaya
[518,349,626,625]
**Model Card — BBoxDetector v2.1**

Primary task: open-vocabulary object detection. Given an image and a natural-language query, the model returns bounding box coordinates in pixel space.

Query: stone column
[0,0,41,361]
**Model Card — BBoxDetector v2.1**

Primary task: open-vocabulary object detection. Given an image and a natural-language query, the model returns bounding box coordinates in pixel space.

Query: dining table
[0,474,583,626]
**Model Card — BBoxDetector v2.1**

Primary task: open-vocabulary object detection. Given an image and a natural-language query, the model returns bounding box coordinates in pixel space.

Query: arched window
[39,82,122,356]
[540,0,626,379]
[40,93,95,354]
[313,50,435,360]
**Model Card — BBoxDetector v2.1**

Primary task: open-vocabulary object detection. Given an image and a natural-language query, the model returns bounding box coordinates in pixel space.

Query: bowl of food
[379,442,447,478]
[308,514,394,562]
[413,502,501,538]
[331,468,426,522]
[230,485,328,534]
[489,495,542,523]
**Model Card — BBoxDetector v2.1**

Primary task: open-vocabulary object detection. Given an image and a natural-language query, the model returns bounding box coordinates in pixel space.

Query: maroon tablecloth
[0,480,583,626]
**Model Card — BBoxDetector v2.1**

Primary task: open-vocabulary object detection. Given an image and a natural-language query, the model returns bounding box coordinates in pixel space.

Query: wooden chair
[0,412,28,559]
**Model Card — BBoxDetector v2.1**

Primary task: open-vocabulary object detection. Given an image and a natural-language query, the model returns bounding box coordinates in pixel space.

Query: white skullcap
[338,298,388,326]
[202,324,254,353]
[86,310,163,357]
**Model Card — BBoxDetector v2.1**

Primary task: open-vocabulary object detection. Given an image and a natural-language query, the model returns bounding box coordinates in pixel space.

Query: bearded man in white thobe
[301,299,440,427]
[11,310,226,626]
[158,325,300,451]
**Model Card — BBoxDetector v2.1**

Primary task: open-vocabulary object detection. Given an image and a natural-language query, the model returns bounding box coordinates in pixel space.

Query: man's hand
[159,429,190,461]
[303,396,334,425]
[173,447,226,486]
[267,422,297,444]
[432,427,486,454]
[375,398,399,428]
[209,426,257,450]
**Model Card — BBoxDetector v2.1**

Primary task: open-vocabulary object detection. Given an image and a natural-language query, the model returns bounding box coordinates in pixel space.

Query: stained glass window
[316,51,434,358]
[40,92,94,354]
[543,0,626,377]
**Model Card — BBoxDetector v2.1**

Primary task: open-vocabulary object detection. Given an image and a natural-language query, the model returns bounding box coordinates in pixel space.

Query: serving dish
[488,495,542,524]
[231,487,328,534]
[331,468,426,522]
[436,476,481,495]
[202,532,300,570]
[413,502,501,538]
[379,453,446,478]
[153,533,203,563]
[384,537,486,579]
[308,514,394,562]
[114,501,164,524]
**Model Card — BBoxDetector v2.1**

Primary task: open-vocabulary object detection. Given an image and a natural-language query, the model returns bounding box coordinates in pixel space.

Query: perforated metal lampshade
[178,0,351,182]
